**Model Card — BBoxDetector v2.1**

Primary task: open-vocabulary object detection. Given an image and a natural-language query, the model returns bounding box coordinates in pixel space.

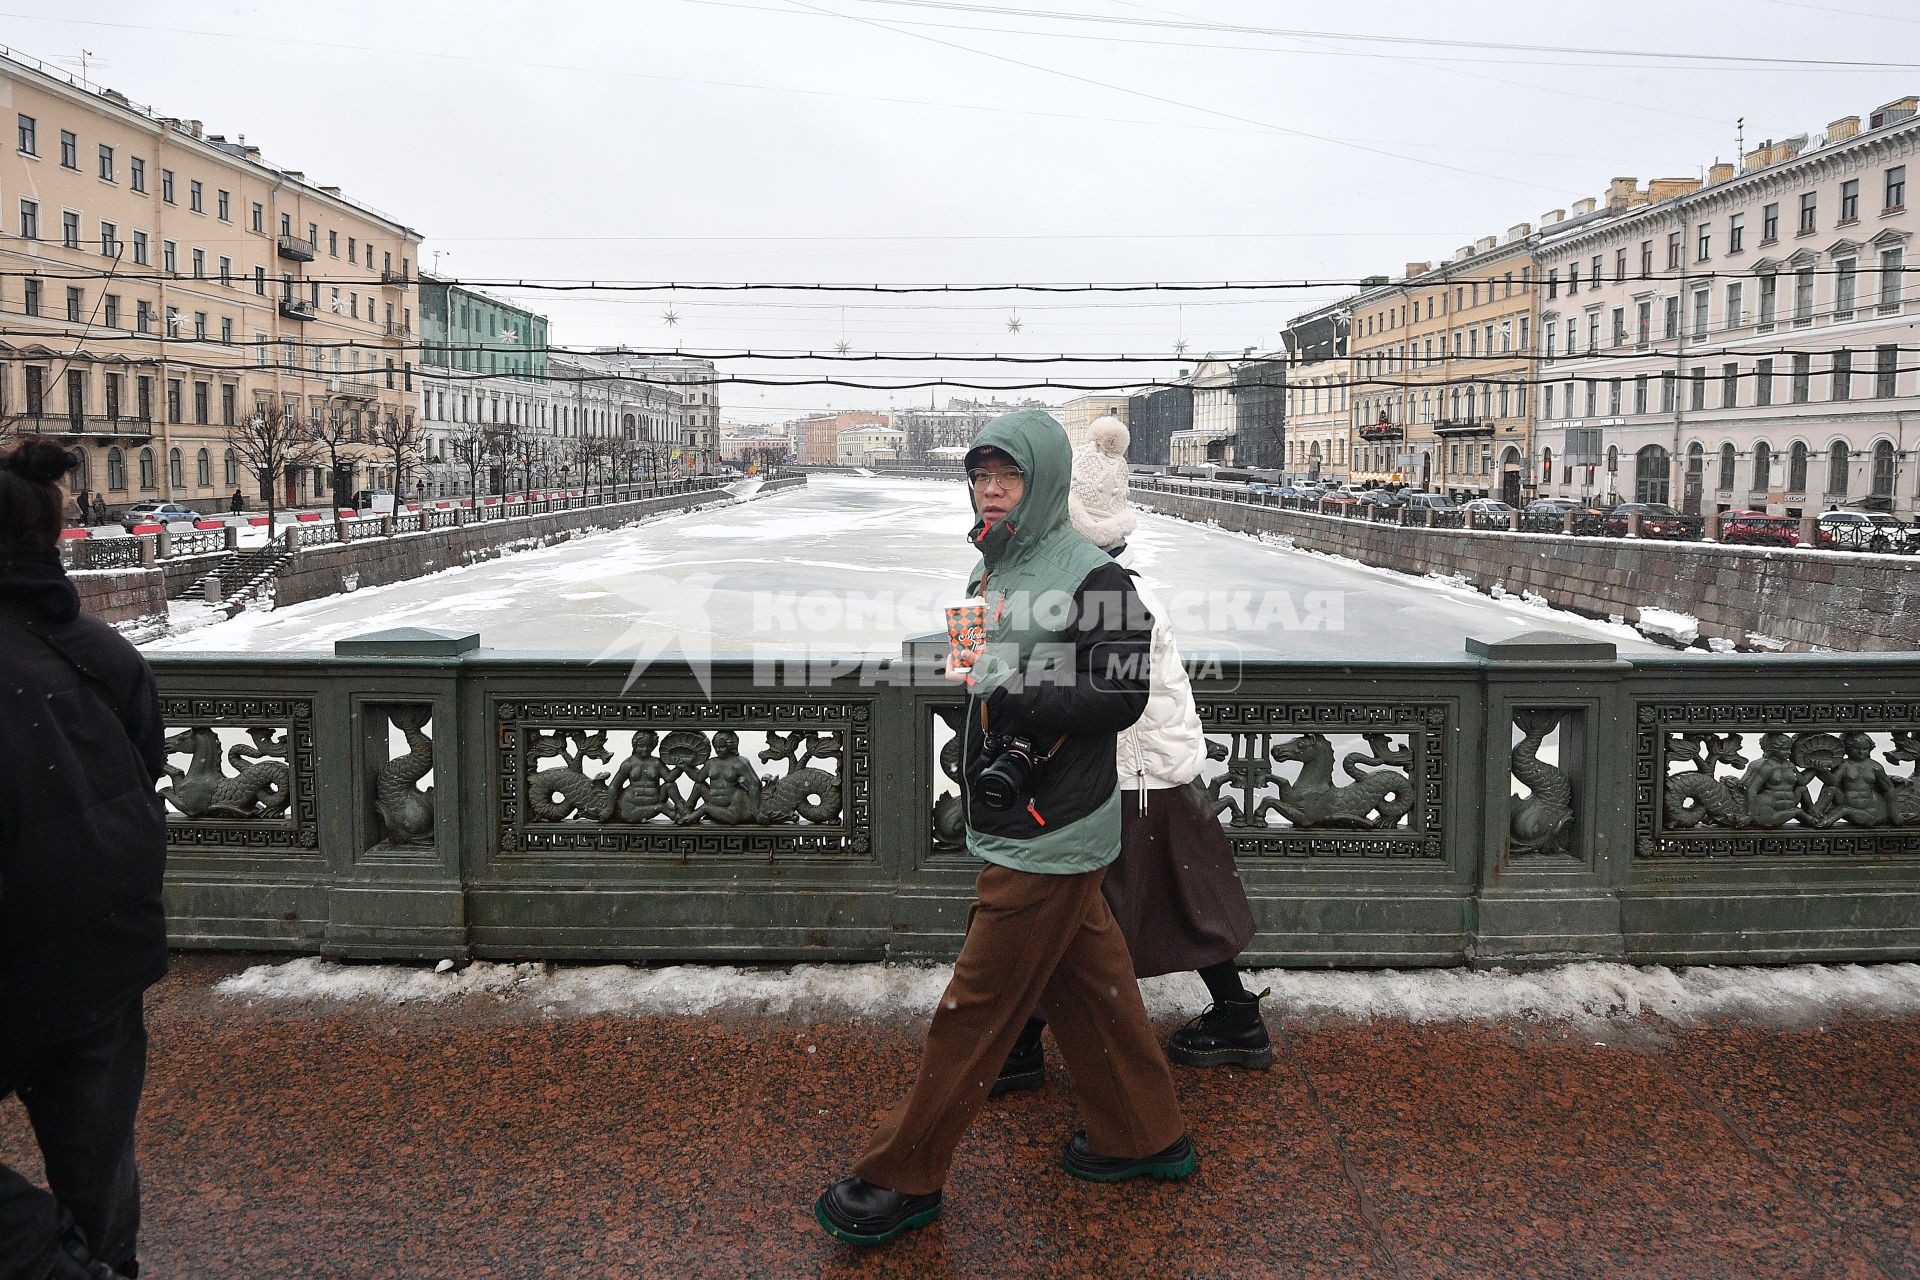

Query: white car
[1462,498,1516,518]
[1817,509,1911,553]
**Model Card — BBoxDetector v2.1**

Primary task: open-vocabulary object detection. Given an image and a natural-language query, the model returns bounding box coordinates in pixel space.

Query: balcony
[279,297,316,322]
[379,268,410,287]
[21,413,156,442]
[1434,419,1495,437]
[276,234,316,263]
[384,320,412,339]
[1358,423,1403,442]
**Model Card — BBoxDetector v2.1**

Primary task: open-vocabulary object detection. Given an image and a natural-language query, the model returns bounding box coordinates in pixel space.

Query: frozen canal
[146,474,1664,658]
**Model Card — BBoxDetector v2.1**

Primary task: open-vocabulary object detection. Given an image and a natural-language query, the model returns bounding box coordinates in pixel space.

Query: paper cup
[945,600,987,664]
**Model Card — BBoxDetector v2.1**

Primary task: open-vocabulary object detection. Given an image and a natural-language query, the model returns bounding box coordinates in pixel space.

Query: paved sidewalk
[4,956,1916,1279]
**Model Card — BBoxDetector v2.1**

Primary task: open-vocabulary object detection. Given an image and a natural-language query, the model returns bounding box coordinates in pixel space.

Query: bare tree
[448,416,490,498]
[371,411,425,500]
[304,410,360,512]
[226,402,320,534]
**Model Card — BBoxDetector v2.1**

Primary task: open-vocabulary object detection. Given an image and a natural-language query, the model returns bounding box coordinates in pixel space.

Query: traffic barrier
[59,528,90,541]
[296,511,323,523]
[193,519,224,530]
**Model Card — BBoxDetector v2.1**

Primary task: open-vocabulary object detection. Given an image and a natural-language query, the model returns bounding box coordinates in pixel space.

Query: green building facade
[418,276,549,383]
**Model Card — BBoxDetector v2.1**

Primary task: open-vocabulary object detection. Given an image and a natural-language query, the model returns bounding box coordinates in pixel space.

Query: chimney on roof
[285,170,304,181]
[1453,245,1472,262]
[1707,162,1735,185]
[1829,115,1862,142]
[1649,177,1703,200]
[1506,222,1532,242]
[1605,177,1645,210]
[1405,261,1430,277]
[101,88,129,106]
[1541,208,1566,225]
[1474,235,1497,253]
[1570,197,1597,216]
[186,119,202,138]
[320,185,341,197]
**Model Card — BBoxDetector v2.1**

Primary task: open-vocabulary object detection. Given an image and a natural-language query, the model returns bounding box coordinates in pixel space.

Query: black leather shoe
[990,1017,1047,1096]
[814,1177,943,1245]
[1168,989,1274,1069]
[49,1221,134,1280]
[1062,1131,1198,1183]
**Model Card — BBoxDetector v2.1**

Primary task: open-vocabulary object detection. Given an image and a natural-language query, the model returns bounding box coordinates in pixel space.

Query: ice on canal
[145,475,1667,657]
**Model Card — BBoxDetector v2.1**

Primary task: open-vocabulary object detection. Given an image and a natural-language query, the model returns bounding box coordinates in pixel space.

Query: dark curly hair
[0,435,81,555]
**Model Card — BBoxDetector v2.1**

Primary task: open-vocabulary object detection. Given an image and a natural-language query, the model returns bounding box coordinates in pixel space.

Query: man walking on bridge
[816,410,1196,1246]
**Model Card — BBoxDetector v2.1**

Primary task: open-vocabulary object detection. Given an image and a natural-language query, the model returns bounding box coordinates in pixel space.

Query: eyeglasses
[965,466,1026,491]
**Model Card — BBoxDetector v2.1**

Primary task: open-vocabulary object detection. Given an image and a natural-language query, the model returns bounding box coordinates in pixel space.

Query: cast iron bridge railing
[147,631,1920,967]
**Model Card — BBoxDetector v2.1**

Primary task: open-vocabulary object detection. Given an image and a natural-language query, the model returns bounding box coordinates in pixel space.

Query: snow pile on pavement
[1633,607,1701,646]
[215,957,1920,1027]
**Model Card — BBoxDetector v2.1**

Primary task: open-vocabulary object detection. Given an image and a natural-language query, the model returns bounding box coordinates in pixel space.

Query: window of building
[1829,441,1850,497]
[328,229,339,256]
[1634,374,1649,414]
[132,231,147,265]
[98,143,113,182]
[1608,378,1623,415]
[1835,257,1858,317]
[1754,442,1772,493]
[1697,222,1711,261]
[16,114,34,155]
[161,169,175,203]
[1719,443,1737,491]
[58,129,76,169]
[135,300,150,332]
[189,180,203,213]
[224,447,237,484]
[104,294,119,329]
[1666,231,1683,269]
[217,189,230,221]
[1791,352,1811,402]
[1889,165,1908,213]
[196,448,211,487]
[130,156,145,193]
[1663,295,1679,339]
[106,448,125,490]
[221,385,235,427]
[65,287,83,323]
[1793,267,1815,324]
[307,221,318,246]
[1725,280,1743,328]
[1611,306,1626,346]
[1798,191,1817,234]
[191,248,205,279]
[1692,287,1710,338]
[1723,362,1739,408]
[252,202,264,233]
[1880,246,1905,312]
[1690,366,1707,411]
[1841,179,1861,223]
[1877,343,1899,397]
[1762,202,1779,242]
[1729,214,1744,254]
[166,379,181,423]
[99,220,117,258]
[1587,311,1600,351]
[218,255,232,286]
[1640,241,1653,275]
[1833,349,1853,401]
[162,240,176,273]
[279,212,291,237]
[1874,440,1895,496]
[169,448,183,488]
[220,316,232,344]
[193,381,209,424]
[1788,441,1808,494]
[1546,268,1558,300]
[1758,273,1778,327]
[139,448,156,489]
[18,199,36,241]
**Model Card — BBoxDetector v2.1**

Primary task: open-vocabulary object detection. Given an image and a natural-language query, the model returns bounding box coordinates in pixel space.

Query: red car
[1718,509,1802,548]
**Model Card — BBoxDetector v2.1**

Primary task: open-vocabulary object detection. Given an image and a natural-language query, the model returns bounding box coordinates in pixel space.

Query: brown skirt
[1103,781,1256,979]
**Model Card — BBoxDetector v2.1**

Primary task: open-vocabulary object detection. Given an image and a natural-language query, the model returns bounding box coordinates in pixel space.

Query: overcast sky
[13,0,1920,424]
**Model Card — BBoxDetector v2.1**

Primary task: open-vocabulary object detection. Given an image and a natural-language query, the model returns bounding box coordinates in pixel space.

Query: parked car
[1718,509,1802,548]
[352,489,397,514]
[1461,498,1516,519]
[1602,502,1694,539]
[1817,508,1911,553]
[1317,490,1363,511]
[119,501,200,531]
[1525,498,1584,516]
[1404,493,1458,513]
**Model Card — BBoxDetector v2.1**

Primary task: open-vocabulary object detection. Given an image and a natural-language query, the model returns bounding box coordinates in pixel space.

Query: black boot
[1062,1131,1199,1183]
[1167,989,1273,1069]
[814,1177,943,1245]
[990,1016,1047,1096]
[49,1219,135,1280]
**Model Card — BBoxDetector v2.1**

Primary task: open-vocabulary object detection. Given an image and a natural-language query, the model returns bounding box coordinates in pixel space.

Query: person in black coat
[0,436,168,1280]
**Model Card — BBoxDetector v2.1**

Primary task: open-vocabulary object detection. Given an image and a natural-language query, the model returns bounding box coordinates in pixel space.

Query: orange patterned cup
[945,600,987,665]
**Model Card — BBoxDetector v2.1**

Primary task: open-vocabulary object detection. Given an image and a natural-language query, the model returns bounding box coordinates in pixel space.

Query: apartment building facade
[0,48,422,511]
[417,278,552,496]
[1167,357,1238,466]
[1533,98,1919,517]
[602,354,721,474]
[1280,298,1353,484]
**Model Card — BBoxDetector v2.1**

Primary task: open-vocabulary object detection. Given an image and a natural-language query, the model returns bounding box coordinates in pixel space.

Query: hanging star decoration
[1172,337,1190,358]
[328,296,347,314]
[499,326,518,345]
[1005,312,1023,334]
[834,339,852,355]
[662,307,681,327]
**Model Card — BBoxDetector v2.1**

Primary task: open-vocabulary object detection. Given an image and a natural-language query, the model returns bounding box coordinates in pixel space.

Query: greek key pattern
[158,696,318,851]
[1633,700,1920,858]
[494,698,872,857]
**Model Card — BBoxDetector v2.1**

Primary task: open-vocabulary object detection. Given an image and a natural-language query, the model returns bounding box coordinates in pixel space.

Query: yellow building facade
[0,50,422,511]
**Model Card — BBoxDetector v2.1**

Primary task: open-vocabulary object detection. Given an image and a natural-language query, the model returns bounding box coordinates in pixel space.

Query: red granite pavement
[4,955,1917,1279]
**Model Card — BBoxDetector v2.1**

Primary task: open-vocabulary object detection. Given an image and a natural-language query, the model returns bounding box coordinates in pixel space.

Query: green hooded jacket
[958,409,1152,874]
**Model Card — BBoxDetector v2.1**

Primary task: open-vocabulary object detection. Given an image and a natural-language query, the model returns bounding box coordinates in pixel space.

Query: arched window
[168,448,184,489]
[1753,441,1771,493]
[1606,444,1620,476]
[107,447,126,491]
[1718,443,1736,492]
[1635,445,1671,504]
[1788,441,1808,493]
[1542,446,1553,482]
[1873,440,1895,496]
[225,448,238,486]
[1828,441,1850,498]
[196,448,211,487]
[139,447,157,489]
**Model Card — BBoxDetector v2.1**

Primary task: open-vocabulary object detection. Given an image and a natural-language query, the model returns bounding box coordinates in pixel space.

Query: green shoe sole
[1062,1146,1200,1183]
[814,1197,942,1245]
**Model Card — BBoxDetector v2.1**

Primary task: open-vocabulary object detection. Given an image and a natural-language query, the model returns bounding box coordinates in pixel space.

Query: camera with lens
[977,732,1044,812]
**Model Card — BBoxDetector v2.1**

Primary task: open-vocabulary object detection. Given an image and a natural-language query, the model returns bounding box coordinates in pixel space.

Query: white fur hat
[1069,416,1136,548]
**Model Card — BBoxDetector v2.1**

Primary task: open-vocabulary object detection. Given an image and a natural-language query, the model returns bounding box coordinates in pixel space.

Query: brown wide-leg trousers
[852,862,1187,1196]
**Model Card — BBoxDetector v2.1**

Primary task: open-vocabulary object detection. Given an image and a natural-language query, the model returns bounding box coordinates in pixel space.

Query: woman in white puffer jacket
[993,417,1269,1096]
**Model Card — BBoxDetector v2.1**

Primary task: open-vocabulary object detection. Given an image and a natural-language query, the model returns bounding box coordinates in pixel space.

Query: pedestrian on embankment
[992,416,1268,1099]
[816,410,1196,1247]
[0,436,169,1280]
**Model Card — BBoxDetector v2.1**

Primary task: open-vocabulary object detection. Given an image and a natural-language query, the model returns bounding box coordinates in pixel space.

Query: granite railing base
[1132,487,1920,654]
[71,567,168,631]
